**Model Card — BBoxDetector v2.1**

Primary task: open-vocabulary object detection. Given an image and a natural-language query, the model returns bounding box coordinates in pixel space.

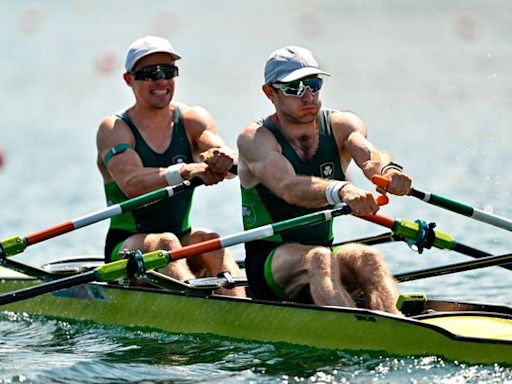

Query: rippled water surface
[1,0,512,382]
[2,312,512,383]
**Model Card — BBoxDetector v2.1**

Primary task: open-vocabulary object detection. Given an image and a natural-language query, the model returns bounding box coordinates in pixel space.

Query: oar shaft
[411,188,512,232]
[358,212,512,271]
[25,185,186,246]
[169,205,351,262]
[372,175,512,232]
[395,252,512,282]
[1,178,206,257]
[2,164,238,257]
[332,232,396,247]
[453,242,491,258]
[451,243,512,271]
[0,270,98,305]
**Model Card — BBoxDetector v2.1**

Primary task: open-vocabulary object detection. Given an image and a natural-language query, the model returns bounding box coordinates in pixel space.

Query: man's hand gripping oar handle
[372,175,408,194]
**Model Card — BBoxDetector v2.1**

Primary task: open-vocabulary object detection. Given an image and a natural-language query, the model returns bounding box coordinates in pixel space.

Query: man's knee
[336,243,384,266]
[146,232,181,251]
[192,230,220,243]
[305,246,335,271]
[358,245,385,268]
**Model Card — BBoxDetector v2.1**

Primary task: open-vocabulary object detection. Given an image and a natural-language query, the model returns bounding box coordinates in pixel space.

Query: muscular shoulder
[238,120,280,156]
[329,110,367,139]
[179,103,214,128]
[96,114,134,148]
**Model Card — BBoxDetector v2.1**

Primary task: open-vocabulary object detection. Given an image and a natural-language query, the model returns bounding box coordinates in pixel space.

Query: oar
[394,251,512,282]
[0,167,236,259]
[373,175,512,232]
[332,232,398,247]
[1,201,370,305]
[357,213,512,270]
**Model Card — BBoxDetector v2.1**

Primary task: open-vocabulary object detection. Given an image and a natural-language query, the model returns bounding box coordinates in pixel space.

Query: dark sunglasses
[130,64,179,81]
[272,77,323,97]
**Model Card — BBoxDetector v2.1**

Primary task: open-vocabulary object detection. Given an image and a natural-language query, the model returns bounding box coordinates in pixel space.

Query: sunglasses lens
[133,65,178,81]
[275,78,323,96]
[279,80,301,95]
[304,78,323,93]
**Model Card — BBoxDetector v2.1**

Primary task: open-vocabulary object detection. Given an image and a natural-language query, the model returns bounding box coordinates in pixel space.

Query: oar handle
[376,195,389,206]
[372,175,417,196]
[372,175,388,189]
[187,163,238,187]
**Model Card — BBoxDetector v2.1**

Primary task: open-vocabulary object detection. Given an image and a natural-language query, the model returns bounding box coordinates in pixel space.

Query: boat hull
[1,278,511,365]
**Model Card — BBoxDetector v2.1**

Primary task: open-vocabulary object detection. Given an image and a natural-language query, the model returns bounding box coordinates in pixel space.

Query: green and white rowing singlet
[104,106,194,237]
[241,109,345,246]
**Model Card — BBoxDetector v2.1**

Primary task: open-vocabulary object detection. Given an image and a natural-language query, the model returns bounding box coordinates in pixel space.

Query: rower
[236,45,412,313]
[95,35,245,297]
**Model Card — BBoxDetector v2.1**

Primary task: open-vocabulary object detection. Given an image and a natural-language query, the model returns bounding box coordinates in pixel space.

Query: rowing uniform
[103,106,194,262]
[241,109,345,301]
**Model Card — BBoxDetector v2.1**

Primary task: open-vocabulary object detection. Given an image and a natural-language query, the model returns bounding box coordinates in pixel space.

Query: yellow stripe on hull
[422,315,512,341]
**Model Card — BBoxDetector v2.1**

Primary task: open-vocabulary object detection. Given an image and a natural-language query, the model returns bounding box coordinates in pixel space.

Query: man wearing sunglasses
[96,35,244,296]
[237,46,412,312]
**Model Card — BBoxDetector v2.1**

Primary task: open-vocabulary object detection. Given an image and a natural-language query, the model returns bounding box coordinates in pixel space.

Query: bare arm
[332,111,412,196]
[96,116,171,198]
[238,123,337,209]
[182,105,237,178]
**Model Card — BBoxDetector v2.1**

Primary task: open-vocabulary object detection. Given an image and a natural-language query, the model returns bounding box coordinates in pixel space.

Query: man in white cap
[96,35,245,296]
[237,46,412,312]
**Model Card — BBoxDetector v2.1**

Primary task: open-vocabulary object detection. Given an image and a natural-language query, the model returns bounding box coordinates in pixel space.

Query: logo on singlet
[320,162,334,178]
[242,204,256,226]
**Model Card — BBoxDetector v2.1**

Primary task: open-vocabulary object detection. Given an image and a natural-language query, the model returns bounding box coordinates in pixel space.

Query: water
[1,0,512,382]
[2,313,511,384]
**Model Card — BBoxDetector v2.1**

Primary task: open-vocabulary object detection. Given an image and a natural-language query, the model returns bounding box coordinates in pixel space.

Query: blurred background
[0,0,511,300]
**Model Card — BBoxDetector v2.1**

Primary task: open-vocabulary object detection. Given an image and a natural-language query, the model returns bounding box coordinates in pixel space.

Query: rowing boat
[1,256,511,365]
[2,178,512,366]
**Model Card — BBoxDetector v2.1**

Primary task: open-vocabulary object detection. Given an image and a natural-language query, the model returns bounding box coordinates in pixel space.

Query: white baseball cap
[264,46,330,84]
[125,35,181,72]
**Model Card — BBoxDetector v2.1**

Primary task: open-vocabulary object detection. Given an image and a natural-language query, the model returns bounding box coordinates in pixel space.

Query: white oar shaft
[73,205,123,228]
[472,208,512,232]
